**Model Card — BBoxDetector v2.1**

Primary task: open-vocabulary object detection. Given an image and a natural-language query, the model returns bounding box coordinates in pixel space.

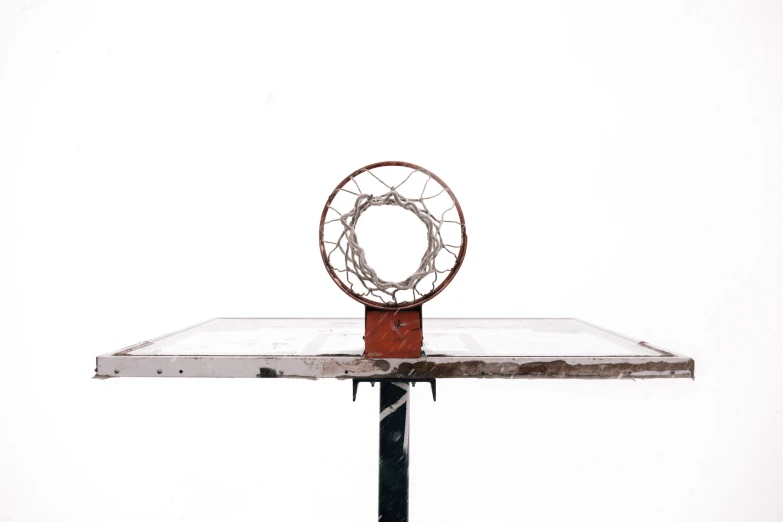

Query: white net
[321,164,465,307]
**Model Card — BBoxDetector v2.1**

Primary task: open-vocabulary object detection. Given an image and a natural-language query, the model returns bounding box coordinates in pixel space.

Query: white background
[2,1,782,520]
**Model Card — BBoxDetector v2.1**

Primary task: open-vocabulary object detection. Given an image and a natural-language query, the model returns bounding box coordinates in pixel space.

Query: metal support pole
[379,381,410,521]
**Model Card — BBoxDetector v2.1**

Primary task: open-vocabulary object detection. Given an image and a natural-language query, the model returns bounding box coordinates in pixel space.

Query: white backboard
[96,318,693,380]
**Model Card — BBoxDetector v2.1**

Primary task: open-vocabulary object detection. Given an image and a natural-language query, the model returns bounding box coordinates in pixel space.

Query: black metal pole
[379,381,410,522]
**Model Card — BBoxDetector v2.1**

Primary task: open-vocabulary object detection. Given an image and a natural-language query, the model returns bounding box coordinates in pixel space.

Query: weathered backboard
[96,318,693,380]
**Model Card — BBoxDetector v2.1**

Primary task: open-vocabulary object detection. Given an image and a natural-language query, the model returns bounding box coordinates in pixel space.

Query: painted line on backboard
[458,334,485,353]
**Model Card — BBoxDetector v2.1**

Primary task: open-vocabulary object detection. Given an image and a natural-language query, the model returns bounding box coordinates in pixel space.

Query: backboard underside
[96,318,694,380]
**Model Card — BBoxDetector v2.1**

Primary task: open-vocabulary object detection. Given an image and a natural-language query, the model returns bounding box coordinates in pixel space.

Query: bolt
[157,369,162,374]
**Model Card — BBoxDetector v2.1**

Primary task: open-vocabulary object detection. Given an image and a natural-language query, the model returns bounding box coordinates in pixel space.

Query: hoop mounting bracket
[352,378,436,402]
[364,305,422,359]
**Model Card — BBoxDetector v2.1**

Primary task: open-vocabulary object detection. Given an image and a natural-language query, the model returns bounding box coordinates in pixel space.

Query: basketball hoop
[319,161,467,310]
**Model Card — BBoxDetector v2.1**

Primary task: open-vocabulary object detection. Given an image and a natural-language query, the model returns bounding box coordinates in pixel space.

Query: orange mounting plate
[364,306,422,359]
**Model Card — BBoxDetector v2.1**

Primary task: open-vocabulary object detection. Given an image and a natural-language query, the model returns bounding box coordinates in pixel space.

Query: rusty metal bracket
[364,306,423,358]
[352,378,436,402]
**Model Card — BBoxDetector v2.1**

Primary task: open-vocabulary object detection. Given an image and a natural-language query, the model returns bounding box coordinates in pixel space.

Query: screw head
[114,369,119,375]
[156,369,162,374]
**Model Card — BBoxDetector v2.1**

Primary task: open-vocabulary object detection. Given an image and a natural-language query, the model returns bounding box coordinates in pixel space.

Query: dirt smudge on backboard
[391,359,695,379]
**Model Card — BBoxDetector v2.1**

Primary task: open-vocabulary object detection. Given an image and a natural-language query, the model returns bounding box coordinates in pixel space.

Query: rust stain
[389,359,695,379]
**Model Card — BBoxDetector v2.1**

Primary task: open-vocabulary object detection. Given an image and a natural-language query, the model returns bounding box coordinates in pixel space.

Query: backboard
[95,317,693,380]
